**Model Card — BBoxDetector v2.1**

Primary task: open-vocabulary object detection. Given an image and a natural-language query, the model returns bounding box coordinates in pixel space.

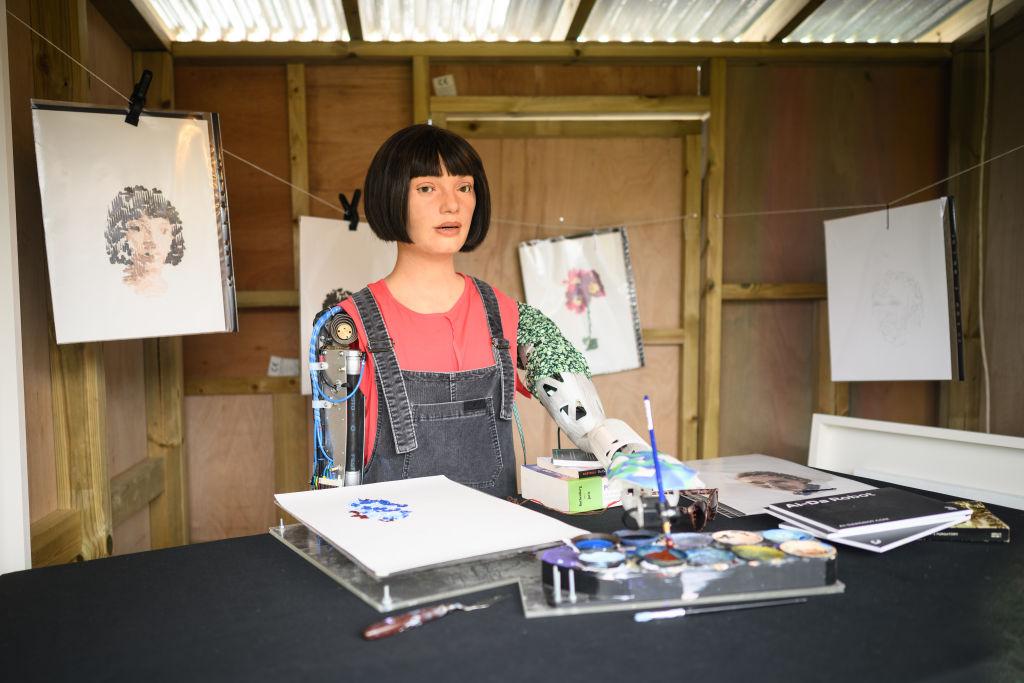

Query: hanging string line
[7,8,347,219]
[9,8,1024,235]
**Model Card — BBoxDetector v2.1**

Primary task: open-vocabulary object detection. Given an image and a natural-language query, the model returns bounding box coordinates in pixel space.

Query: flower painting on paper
[563,268,606,350]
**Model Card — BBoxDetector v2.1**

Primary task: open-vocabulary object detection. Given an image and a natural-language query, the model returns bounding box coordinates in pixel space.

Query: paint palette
[528,529,844,616]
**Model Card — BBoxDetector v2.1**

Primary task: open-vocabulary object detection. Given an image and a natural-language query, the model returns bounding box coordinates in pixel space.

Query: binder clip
[339,190,362,231]
[125,69,152,126]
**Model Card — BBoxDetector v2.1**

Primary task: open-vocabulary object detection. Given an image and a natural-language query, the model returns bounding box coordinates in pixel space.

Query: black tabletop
[3,485,1022,682]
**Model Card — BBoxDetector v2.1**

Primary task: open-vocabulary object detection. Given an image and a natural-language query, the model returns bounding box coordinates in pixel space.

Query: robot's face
[405,170,475,256]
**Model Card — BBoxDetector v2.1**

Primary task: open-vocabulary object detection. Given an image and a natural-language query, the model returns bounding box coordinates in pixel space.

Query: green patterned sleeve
[516,302,591,396]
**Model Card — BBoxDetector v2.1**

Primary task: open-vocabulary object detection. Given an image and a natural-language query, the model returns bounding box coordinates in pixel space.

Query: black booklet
[766,488,971,553]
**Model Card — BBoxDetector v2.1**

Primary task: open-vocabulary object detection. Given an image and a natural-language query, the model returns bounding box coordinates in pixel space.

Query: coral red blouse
[338,274,531,463]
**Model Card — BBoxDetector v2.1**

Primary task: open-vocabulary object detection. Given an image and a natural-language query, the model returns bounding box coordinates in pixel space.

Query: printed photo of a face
[735,471,835,496]
[105,185,185,296]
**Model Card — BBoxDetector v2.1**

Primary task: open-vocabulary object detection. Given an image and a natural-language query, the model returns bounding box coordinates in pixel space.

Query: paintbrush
[643,395,673,548]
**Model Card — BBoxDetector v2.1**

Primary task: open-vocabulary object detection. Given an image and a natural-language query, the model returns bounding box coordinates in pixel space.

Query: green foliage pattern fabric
[516,302,591,395]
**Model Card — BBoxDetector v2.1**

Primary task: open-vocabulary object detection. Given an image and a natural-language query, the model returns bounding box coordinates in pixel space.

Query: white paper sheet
[32,104,234,344]
[299,217,396,393]
[275,476,585,578]
[824,198,954,381]
[683,454,874,516]
[519,228,644,375]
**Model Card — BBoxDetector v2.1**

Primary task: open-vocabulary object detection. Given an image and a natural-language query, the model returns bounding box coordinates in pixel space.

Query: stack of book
[520,450,619,514]
[765,487,973,553]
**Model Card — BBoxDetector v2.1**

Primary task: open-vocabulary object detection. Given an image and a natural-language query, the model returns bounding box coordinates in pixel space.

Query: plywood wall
[722,63,949,461]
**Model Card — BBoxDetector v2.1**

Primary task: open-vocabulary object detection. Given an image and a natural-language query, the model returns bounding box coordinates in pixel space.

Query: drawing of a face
[871,270,924,346]
[736,471,811,493]
[105,185,185,297]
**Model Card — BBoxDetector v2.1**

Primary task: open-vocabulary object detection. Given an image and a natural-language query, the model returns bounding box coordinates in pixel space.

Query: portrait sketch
[299,217,397,394]
[31,101,236,343]
[824,197,955,381]
[519,227,644,376]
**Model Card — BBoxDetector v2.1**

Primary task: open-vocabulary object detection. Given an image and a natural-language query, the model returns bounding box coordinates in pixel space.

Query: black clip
[125,69,152,127]
[339,190,362,230]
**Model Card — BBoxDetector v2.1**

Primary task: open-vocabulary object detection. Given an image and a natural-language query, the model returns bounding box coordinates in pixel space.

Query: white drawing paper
[519,228,645,375]
[299,217,397,393]
[683,454,874,517]
[274,476,585,578]
[31,101,235,344]
[824,198,954,381]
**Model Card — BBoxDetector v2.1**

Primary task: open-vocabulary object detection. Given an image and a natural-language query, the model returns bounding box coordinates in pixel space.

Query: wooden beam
[51,342,111,560]
[30,509,82,567]
[340,0,363,41]
[186,377,300,396]
[412,55,431,124]
[722,282,827,300]
[287,64,309,288]
[642,328,686,346]
[681,136,702,460]
[274,395,309,497]
[917,0,1014,43]
[91,0,167,50]
[813,301,850,417]
[431,95,710,115]
[773,0,825,42]
[133,53,188,550]
[940,51,984,431]
[110,456,165,527]
[739,0,814,42]
[237,289,301,309]
[449,119,702,138]
[171,40,951,62]
[30,0,88,102]
[699,58,726,460]
[565,0,596,42]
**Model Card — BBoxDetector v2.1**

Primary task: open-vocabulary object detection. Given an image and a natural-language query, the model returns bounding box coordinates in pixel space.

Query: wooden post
[699,58,726,460]
[412,55,430,124]
[940,51,983,432]
[132,53,189,549]
[680,136,702,459]
[813,301,850,417]
[275,63,311,502]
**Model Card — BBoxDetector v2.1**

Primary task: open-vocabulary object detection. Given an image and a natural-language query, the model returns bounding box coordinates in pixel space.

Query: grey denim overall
[351,277,517,498]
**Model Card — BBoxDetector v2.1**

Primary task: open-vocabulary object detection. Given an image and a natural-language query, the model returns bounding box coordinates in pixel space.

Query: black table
[3,485,1022,682]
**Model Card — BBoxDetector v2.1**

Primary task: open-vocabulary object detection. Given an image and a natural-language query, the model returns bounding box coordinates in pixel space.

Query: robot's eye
[559,405,570,416]
[551,373,563,382]
[542,383,558,396]
[575,404,587,420]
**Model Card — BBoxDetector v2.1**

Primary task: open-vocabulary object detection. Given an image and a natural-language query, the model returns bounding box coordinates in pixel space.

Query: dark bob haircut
[364,124,490,252]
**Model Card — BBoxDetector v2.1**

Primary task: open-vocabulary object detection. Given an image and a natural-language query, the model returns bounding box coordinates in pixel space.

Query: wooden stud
[564,0,597,42]
[681,136,702,459]
[170,40,951,62]
[813,301,849,417]
[30,0,88,102]
[287,63,309,288]
[940,51,984,432]
[430,95,710,115]
[771,0,825,42]
[340,0,363,41]
[110,456,165,527]
[642,328,686,346]
[185,377,300,396]
[412,55,430,124]
[738,0,815,42]
[237,289,301,309]
[448,119,702,138]
[30,509,82,567]
[917,0,1014,43]
[699,58,726,460]
[721,282,827,300]
[273,395,309,497]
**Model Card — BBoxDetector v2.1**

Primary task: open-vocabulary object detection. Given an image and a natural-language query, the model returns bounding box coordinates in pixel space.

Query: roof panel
[577,0,775,43]
[782,0,972,43]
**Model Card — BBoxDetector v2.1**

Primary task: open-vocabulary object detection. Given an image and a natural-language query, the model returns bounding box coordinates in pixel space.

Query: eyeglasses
[678,488,719,531]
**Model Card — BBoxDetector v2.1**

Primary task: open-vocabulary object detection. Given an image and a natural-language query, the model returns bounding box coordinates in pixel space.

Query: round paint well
[732,544,786,562]
[668,532,713,549]
[639,546,687,567]
[577,549,626,569]
[572,533,620,551]
[540,546,580,568]
[685,547,735,566]
[712,530,764,546]
[763,528,813,544]
[614,529,659,547]
[780,540,837,559]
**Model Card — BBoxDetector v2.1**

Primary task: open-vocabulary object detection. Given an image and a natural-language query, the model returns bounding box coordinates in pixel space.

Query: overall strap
[350,287,418,454]
[471,277,514,421]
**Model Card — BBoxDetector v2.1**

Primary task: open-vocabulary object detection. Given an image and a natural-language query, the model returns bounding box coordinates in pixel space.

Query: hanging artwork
[31,101,236,344]
[824,197,961,382]
[519,227,644,375]
[275,476,585,578]
[299,216,397,393]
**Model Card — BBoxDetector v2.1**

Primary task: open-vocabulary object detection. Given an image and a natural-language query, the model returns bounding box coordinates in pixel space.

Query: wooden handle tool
[362,595,504,640]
